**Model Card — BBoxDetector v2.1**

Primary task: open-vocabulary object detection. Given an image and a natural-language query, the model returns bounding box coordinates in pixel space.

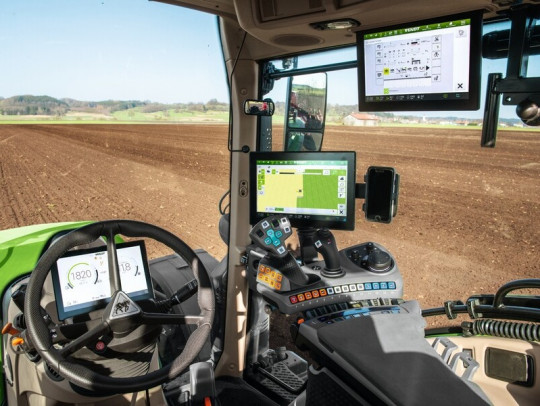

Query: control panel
[246,215,403,314]
[246,241,403,314]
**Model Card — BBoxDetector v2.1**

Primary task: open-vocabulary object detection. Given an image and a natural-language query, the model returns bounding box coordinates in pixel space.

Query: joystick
[250,215,311,287]
[314,228,344,278]
[249,215,293,258]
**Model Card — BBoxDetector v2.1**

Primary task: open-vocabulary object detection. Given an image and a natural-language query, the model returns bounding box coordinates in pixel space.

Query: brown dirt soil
[1,124,539,323]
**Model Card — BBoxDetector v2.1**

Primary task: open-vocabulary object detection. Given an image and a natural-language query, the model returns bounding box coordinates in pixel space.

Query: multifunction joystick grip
[249,215,293,258]
[314,228,343,277]
[251,215,311,287]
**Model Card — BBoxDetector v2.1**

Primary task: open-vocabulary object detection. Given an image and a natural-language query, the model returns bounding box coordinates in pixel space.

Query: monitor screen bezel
[249,151,356,231]
[357,10,483,112]
[51,240,154,320]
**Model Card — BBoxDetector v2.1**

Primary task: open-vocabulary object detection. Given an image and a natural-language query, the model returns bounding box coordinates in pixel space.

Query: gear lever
[314,228,344,278]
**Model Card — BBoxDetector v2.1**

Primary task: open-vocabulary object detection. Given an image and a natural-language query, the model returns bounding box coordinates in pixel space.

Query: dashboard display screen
[357,11,481,111]
[51,240,153,320]
[250,151,356,230]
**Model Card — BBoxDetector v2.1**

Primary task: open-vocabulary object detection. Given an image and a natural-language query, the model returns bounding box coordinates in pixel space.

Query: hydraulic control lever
[314,228,344,278]
[250,215,311,286]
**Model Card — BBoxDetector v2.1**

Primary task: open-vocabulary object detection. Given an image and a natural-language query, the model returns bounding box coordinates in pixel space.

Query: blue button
[264,237,272,245]
[327,287,334,294]
[273,239,280,247]
[388,281,396,289]
[372,283,380,290]
[267,229,274,237]
[380,282,388,289]
[275,230,283,238]
[364,283,372,290]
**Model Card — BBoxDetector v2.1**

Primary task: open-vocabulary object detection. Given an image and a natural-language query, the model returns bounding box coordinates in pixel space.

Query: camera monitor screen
[51,240,153,320]
[357,11,482,111]
[250,151,356,230]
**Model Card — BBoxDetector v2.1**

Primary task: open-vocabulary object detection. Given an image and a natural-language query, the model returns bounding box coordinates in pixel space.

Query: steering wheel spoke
[106,229,122,293]
[54,318,104,345]
[59,321,110,357]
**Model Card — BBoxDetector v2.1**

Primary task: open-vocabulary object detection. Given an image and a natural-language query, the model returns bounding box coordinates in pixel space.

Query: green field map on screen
[257,162,347,214]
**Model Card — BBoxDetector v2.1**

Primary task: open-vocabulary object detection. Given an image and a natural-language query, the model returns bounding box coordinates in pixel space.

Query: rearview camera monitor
[250,151,356,230]
[357,11,482,111]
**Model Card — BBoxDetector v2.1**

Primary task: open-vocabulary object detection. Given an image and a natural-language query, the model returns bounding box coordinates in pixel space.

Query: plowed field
[1,124,538,310]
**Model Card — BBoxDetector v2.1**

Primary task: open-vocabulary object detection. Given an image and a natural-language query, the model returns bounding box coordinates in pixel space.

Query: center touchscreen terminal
[250,151,356,230]
[51,240,153,320]
[357,11,482,111]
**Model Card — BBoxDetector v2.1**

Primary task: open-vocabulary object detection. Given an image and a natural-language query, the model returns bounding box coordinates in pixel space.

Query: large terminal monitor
[357,11,482,111]
[250,151,356,230]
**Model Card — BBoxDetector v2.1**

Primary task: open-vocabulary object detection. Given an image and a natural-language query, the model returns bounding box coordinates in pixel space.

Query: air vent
[259,0,325,22]
[45,363,64,382]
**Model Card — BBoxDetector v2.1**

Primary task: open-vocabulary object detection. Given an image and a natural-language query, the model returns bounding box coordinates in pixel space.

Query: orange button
[305,292,312,300]
[11,337,24,346]
[276,274,283,281]
[297,294,305,302]
[312,290,320,298]
[275,282,281,290]
[319,289,327,296]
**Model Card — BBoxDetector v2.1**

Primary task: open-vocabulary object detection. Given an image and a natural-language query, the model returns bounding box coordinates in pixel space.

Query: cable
[218,190,230,215]
[462,319,540,341]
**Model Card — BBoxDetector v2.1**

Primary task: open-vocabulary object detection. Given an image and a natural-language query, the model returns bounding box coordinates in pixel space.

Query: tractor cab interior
[0,1,539,405]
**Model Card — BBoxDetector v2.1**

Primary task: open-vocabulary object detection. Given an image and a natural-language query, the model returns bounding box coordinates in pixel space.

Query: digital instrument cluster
[51,241,153,320]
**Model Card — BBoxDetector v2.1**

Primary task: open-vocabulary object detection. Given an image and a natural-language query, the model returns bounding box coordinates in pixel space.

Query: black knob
[367,250,392,273]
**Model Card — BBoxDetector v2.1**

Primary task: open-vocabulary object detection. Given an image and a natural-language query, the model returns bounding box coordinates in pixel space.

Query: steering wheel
[24,220,215,394]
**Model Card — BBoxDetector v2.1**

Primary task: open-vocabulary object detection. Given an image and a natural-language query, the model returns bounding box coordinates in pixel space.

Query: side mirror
[284,73,327,151]
[244,99,275,116]
[363,167,400,223]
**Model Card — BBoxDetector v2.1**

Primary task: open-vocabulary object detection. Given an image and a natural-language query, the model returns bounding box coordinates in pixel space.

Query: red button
[290,296,298,304]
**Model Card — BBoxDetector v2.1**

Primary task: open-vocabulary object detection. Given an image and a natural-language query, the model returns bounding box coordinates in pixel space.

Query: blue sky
[0,0,229,103]
[1,1,538,120]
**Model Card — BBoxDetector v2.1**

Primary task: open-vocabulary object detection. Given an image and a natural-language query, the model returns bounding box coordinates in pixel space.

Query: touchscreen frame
[357,10,482,111]
[250,151,356,230]
[51,240,153,320]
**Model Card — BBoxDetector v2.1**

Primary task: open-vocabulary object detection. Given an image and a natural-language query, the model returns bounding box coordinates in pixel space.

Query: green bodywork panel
[0,221,93,296]
[0,221,93,402]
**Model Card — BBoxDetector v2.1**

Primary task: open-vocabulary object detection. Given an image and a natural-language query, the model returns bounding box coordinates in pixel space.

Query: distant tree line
[0,95,69,116]
[0,95,230,116]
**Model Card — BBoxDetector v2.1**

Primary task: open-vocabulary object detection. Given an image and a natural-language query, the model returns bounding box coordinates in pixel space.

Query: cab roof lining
[151,0,537,59]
